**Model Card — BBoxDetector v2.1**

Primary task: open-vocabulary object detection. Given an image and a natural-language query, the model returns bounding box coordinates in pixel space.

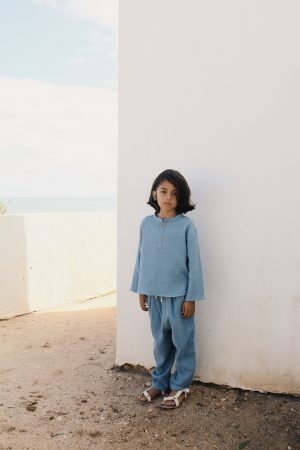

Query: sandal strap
[163,395,180,407]
[142,387,165,402]
[163,388,190,407]
[142,388,152,402]
[174,388,190,398]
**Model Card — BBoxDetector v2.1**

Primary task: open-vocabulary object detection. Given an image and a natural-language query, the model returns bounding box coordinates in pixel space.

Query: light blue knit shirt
[130,213,205,300]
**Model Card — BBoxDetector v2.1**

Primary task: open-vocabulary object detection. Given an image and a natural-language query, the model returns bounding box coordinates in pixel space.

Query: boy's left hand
[181,301,195,318]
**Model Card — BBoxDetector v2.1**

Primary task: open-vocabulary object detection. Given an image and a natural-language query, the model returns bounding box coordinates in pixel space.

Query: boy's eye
[160,191,177,195]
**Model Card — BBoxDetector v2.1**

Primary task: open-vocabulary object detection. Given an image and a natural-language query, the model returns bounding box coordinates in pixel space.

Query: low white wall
[117,1,300,395]
[0,212,116,319]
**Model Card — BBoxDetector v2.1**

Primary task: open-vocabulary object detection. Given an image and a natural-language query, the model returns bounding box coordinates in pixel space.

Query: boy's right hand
[139,294,148,311]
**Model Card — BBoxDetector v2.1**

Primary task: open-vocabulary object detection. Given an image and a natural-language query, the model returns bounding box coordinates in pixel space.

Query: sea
[0,197,116,214]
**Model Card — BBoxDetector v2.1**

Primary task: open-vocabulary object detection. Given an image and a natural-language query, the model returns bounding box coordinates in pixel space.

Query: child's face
[152,180,177,213]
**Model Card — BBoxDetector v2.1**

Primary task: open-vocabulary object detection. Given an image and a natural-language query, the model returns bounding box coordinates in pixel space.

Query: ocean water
[0,197,116,214]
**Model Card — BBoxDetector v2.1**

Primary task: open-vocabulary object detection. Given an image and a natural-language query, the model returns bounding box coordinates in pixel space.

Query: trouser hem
[170,383,192,391]
[151,382,170,392]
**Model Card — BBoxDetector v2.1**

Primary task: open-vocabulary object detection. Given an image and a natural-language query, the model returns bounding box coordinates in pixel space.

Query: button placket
[158,220,166,249]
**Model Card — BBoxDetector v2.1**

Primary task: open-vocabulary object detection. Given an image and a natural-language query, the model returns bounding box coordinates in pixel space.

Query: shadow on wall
[0,215,29,319]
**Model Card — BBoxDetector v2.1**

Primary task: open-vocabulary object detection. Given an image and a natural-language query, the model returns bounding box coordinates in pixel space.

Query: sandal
[139,386,166,404]
[160,388,190,409]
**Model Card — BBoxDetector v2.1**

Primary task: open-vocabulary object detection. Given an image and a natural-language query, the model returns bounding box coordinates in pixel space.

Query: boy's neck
[156,210,177,219]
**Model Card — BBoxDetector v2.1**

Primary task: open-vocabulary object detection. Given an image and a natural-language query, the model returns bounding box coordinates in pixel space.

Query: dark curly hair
[147,169,196,214]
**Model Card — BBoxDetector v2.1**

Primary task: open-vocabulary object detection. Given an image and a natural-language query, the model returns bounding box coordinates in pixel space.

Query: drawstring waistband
[155,295,163,302]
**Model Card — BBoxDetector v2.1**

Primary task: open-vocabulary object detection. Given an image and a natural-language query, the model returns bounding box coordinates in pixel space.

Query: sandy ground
[0,293,299,450]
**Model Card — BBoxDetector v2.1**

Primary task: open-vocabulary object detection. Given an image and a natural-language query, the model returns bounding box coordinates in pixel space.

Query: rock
[26,404,36,412]
[88,430,102,437]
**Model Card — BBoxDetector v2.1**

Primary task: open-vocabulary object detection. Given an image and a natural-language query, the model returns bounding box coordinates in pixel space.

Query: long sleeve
[185,223,205,301]
[130,223,142,293]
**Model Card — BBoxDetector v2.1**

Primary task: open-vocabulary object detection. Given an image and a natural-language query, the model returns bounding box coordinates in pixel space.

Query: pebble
[26,405,36,412]
[88,430,102,437]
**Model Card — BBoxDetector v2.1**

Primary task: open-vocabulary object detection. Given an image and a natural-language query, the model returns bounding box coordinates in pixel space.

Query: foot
[139,386,164,403]
[161,389,190,408]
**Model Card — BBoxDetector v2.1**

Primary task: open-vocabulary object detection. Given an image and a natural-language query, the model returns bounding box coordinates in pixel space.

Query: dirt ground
[0,293,299,450]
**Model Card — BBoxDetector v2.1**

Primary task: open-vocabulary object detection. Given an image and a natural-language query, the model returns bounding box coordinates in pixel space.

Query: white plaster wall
[0,212,116,319]
[117,1,300,394]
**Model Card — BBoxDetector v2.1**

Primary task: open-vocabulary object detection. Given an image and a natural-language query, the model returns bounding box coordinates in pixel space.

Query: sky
[0,0,118,198]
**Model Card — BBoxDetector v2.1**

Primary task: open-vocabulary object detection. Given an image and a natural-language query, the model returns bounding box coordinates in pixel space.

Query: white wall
[117,1,300,394]
[0,212,116,319]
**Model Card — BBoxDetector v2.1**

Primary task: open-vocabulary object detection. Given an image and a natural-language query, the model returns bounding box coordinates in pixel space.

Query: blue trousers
[146,295,196,391]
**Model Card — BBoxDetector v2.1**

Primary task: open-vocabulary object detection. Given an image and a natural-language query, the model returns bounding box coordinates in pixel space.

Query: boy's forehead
[157,180,176,190]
